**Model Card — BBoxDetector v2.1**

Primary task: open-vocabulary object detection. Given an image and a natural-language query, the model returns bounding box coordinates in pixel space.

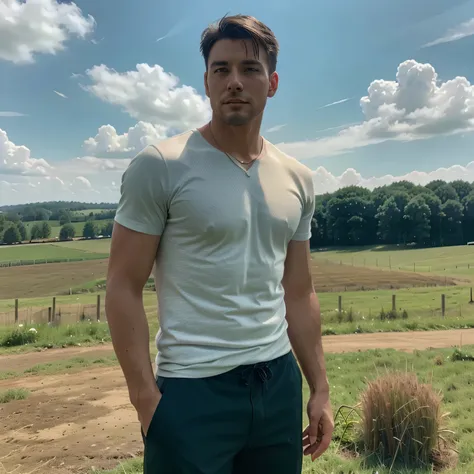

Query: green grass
[0,240,110,264]
[96,345,474,473]
[0,321,112,350]
[315,244,474,280]
[0,354,118,380]
[0,388,29,403]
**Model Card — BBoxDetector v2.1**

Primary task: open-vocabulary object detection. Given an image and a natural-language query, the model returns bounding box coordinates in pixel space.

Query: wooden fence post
[392,294,396,312]
[15,298,19,324]
[48,307,52,323]
[97,294,101,321]
[52,297,56,320]
[470,287,473,304]
[441,294,445,318]
[338,295,342,313]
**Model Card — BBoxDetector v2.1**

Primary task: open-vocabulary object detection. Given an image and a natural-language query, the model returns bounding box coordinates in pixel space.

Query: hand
[134,389,162,437]
[302,390,334,461]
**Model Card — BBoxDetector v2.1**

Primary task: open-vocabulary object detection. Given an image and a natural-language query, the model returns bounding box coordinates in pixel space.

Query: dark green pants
[142,351,303,473]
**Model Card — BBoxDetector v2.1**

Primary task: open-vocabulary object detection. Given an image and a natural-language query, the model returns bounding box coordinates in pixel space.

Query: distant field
[0,241,109,264]
[72,209,114,216]
[315,244,474,279]
[0,259,109,299]
[24,219,113,238]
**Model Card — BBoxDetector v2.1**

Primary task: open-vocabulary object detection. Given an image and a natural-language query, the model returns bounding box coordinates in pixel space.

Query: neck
[204,116,263,157]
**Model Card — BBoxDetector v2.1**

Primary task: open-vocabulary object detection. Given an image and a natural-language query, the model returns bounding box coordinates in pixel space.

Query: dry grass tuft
[359,371,454,470]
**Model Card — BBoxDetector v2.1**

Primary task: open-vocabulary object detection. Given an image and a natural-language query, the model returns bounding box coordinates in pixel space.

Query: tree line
[310,179,474,248]
[0,201,116,223]
[0,214,114,245]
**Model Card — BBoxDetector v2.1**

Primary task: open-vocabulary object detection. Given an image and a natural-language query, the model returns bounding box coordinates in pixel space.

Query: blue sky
[1,0,474,205]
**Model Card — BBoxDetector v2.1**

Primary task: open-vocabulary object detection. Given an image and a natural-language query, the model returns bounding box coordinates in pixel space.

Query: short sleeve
[291,173,315,241]
[114,146,169,236]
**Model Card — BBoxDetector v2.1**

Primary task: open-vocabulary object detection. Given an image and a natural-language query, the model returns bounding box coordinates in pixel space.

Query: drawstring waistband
[240,361,273,386]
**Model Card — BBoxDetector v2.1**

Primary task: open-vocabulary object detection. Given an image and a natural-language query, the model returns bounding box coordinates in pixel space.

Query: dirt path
[2,328,473,373]
[1,328,473,473]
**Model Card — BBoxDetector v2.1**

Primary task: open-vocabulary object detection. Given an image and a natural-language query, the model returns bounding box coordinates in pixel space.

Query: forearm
[286,291,329,394]
[105,284,158,406]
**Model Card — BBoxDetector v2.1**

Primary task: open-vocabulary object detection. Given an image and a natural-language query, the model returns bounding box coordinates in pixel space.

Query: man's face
[204,38,278,126]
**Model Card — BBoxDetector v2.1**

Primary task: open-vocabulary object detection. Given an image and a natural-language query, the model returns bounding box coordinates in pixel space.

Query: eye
[245,67,259,72]
[214,67,228,73]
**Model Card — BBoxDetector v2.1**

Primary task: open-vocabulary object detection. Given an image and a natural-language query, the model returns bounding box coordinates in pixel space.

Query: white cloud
[277,59,474,160]
[266,124,287,133]
[423,18,474,48]
[0,128,52,176]
[83,63,211,130]
[53,90,68,99]
[0,111,27,117]
[83,122,169,155]
[313,161,474,195]
[316,98,351,110]
[0,0,95,64]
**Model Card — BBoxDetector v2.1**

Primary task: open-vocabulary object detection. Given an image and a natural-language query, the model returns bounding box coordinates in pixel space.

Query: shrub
[451,348,474,362]
[402,309,409,319]
[386,309,398,320]
[359,372,448,469]
[379,308,386,321]
[0,388,29,403]
[0,327,38,347]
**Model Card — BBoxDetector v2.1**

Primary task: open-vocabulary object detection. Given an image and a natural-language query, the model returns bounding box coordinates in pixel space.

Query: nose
[227,71,243,92]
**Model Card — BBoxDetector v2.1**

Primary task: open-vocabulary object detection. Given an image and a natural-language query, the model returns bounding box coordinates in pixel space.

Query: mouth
[224,99,248,104]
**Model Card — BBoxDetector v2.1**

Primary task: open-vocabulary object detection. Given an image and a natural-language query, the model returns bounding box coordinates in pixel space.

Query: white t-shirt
[114,129,315,378]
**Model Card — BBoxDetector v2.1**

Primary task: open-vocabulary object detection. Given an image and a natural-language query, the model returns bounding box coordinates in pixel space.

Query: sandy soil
[1,328,473,473]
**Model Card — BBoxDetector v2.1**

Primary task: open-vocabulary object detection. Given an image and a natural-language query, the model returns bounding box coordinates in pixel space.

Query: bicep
[107,222,160,293]
[282,239,314,299]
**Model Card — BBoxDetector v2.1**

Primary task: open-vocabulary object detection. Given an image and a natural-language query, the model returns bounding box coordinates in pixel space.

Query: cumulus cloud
[266,124,287,133]
[0,128,125,205]
[278,59,474,160]
[0,0,95,64]
[83,122,168,154]
[0,111,27,117]
[83,63,211,130]
[312,161,474,195]
[423,18,474,48]
[0,128,52,176]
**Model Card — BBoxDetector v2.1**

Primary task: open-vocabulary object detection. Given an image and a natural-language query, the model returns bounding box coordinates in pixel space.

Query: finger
[311,433,332,461]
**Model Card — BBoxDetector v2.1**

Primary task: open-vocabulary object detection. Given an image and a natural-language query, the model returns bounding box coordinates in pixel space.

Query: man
[105,14,333,474]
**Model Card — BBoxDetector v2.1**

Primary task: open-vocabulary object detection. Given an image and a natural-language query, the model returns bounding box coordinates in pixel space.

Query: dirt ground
[1,329,474,474]
[0,257,461,301]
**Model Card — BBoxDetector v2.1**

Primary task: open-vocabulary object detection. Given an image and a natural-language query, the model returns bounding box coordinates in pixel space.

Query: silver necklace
[208,123,264,165]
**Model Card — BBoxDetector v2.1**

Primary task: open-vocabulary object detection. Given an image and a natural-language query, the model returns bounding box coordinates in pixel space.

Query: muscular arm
[105,222,161,415]
[283,239,332,460]
[283,239,328,393]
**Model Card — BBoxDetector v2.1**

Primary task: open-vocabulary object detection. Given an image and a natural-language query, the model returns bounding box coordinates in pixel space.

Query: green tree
[16,221,28,241]
[59,223,76,241]
[403,196,431,245]
[451,180,472,201]
[417,193,442,246]
[41,221,51,239]
[434,183,458,203]
[59,210,72,226]
[30,223,42,240]
[463,192,474,242]
[101,221,114,237]
[376,196,401,243]
[2,224,21,244]
[83,221,97,239]
[441,199,464,245]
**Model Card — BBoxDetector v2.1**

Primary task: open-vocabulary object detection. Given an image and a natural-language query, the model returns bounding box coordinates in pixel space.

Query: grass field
[24,219,113,239]
[316,244,474,279]
[0,240,110,264]
[95,344,474,473]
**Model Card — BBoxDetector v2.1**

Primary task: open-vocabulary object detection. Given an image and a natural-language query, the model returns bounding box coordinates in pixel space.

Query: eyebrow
[209,59,262,68]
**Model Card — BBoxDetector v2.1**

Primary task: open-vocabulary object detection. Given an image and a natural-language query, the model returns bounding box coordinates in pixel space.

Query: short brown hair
[200,14,279,74]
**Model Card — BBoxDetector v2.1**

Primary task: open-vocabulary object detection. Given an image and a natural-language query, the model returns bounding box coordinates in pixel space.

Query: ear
[204,71,210,98]
[268,71,279,98]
